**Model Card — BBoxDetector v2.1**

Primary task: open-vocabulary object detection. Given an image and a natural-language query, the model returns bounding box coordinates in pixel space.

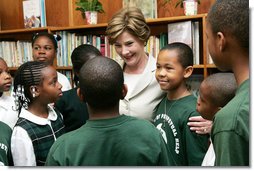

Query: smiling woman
[106,7,165,121]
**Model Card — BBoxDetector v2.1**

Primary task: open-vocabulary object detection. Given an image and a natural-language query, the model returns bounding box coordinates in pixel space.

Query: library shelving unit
[0,0,216,87]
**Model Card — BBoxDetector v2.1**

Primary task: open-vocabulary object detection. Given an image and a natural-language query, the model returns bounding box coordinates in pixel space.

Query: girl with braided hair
[11,61,65,166]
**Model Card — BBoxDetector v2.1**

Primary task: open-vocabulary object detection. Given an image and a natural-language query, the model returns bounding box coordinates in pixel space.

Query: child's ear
[120,84,128,100]
[183,66,193,78]
[77,88,85,102]
[217,32,226,51]
[30,86,39,98]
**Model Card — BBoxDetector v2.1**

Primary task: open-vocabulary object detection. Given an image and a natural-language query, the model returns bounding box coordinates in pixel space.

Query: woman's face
[114,31,146,68]
[32,36,56,66]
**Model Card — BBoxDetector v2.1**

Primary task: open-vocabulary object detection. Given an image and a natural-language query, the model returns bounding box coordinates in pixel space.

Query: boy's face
[37,66,63,104]
[0,59,12,92]
[155,49,186,91]
[32,36,56,66]
[114,31,146,68]
[196,81,220,120]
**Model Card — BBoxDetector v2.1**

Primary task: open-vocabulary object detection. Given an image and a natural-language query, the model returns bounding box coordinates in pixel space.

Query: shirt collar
[19,105,58,125]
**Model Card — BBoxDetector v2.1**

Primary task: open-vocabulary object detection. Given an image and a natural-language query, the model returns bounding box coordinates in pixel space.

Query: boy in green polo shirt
[206,0,249,166]
[46,57,175,166]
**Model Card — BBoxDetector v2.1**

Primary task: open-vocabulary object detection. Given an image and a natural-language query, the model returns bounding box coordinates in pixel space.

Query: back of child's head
[71,44,102,86]
[160,42,193,68]
[202,72,237,107]
[79,56,124,110]
[32,32,61,50]
[13,61,48,113]
[207,0,248,51]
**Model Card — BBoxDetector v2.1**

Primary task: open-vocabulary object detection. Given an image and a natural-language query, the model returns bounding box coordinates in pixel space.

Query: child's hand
[187,116,212,134]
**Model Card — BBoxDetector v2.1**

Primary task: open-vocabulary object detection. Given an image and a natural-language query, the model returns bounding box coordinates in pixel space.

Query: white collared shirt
[11,105,59,166]
[0,93,18,129]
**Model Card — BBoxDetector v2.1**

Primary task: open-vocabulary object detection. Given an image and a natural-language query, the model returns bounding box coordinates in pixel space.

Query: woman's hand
[187,116,212,134]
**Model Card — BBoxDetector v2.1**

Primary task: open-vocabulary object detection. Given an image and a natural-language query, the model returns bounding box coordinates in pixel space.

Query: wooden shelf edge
[146,14,207,24]
[0,27,49,35]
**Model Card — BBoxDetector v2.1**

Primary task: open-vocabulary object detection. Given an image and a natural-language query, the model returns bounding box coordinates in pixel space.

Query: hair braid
[13,61,48,114]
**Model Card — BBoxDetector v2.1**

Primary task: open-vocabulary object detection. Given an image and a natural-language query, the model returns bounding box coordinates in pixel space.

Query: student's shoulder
[125,115,159,132]
[0,121,12,133]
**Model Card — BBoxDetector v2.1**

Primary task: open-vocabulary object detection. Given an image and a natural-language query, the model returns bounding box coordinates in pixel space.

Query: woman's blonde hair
[106,7,150,45]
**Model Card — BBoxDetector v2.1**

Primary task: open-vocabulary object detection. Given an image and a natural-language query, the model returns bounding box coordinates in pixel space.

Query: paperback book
[22,0,46,28]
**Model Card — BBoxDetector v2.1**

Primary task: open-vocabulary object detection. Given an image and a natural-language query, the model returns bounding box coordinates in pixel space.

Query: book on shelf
[22,0,46,28]
[167,20,200,65]
[122,0,157,19]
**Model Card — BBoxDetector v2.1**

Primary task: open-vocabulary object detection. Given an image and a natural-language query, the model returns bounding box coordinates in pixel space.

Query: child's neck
[167,87,190,100]
[28,103,49,119]
[88,106,120,120]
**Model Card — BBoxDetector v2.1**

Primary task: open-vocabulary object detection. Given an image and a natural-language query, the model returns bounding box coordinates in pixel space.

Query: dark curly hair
[13,61,48,114]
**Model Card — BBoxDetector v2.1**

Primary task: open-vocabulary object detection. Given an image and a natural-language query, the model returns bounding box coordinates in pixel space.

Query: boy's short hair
[79,56,124,109]
[202,72,237,107]
[160,42,193,68]
[207,0,248,50]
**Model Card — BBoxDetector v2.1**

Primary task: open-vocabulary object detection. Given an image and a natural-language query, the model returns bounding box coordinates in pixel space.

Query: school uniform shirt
[153,95,209,166]
[120,55,165,121]
[57,71,72,92]
[0,93,18,129]
[45,114,175,166]
[0,121,13,166]
[55,87,89,132]
[212,79,249,166]
[11,105,65,166]
[202,140,215,166]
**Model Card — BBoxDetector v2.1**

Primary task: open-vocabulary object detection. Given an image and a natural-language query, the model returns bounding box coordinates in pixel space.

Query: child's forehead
[34,36,53,44]
[42,65,56,73]
[0,59,8,68]
[158,50,180,62]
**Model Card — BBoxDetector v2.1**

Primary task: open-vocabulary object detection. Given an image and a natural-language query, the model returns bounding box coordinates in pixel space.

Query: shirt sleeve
[11,126,36,166]
[213,131,248,166]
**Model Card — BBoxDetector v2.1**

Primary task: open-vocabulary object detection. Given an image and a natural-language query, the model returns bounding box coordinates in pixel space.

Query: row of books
[0,38,206,69]
[0,41,33,67]
[55,32,173,66]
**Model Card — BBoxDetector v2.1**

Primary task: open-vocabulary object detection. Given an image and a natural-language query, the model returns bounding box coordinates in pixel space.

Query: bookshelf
[0,0,216,87]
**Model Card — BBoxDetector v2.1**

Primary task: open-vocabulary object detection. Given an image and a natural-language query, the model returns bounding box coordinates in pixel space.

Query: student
[153,42,209,166]
[206,0,249,166]
[45,56,174,166]
[0,57,18,129]
[32,32,71,91]
[0,57,16,166]
[0,121,13,166]
[196,73,237,166]
[11,61,65,166]
[55,44,102,132]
